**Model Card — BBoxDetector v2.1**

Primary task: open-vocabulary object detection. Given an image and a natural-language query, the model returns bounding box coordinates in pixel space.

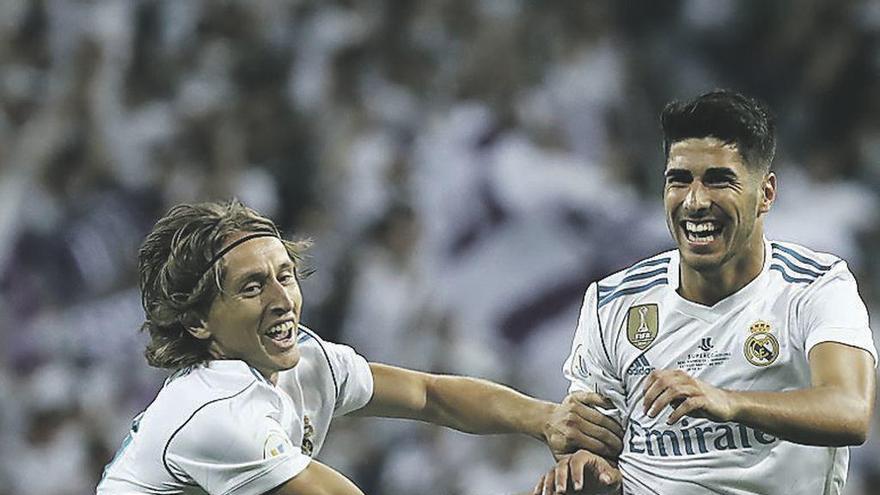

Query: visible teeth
[266,321,295,338]
[685,221,719,233]
[689,233,715,242]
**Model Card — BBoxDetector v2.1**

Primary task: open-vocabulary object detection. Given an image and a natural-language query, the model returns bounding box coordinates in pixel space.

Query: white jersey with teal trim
[97,326,373,495]
[564,239,876,495]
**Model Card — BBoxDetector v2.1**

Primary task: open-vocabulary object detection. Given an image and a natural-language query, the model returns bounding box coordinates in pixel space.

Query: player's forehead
[665,137,746,174]
[220,236,293,279]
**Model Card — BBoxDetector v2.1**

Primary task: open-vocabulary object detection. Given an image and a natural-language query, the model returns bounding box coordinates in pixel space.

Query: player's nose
[266,278,296,314]
[683,182,711,213]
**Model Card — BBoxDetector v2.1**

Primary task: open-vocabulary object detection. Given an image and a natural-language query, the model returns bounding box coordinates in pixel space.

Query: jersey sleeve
[563,283,626,416]
[321,340,375,416]
[798,261,877,366]
[164,386,311,495]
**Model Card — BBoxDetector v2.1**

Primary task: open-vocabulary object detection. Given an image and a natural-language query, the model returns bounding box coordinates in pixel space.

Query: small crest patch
[744,320,779,367]
[263,430,292,459]
[626,304,659,350]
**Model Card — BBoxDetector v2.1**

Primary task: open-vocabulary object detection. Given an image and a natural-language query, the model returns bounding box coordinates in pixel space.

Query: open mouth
[681,220,723,245]
[263,320,297,349]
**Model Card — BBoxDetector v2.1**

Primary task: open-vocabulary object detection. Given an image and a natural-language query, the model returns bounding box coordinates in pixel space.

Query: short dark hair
[138,200,311,370]
[661,89,776,172]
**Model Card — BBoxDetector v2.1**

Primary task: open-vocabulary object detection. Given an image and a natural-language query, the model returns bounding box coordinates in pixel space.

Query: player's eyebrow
[664,168,692,181]
[230,260,296,287]
[665,167,739,182]
[276,260,296,274]
[228,268,268,289]
[703,167,738,180]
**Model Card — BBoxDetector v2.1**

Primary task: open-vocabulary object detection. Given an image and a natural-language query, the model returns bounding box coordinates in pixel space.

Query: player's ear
[758,172,776,216]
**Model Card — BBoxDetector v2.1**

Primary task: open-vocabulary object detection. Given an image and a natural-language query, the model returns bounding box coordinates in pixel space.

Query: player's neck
[262,369,280,385]
[678,238,765,306]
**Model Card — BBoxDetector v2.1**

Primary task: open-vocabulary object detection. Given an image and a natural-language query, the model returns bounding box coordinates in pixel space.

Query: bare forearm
[648,344,875,448]
[423,375,555,440]
[728,386,871,446]
[359,364,555,441]
[268,460,364,495]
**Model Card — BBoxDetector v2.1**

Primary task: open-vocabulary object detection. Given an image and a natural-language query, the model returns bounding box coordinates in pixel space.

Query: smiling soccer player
[96,200,622,495]
[536,90,877,495]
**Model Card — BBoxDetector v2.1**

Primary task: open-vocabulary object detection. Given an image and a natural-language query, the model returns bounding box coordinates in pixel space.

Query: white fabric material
[564,240,876,495]
[97,327,373,495]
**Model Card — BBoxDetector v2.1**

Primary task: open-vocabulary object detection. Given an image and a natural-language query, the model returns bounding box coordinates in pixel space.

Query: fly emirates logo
[626,419,778,458]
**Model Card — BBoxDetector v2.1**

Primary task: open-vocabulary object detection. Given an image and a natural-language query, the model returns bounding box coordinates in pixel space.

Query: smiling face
[189,235,303,382]
[664,137,775,275]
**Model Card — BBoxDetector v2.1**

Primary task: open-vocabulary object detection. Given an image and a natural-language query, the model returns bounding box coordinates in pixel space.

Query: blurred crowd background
[1,0,879,494]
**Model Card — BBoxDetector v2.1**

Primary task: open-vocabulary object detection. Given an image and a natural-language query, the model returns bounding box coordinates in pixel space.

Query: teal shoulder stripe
[770,252,821,279]
[598,258,670,294]
[599,267,668,294]
[770,264,814,284]
[598,277,667,308]
[629,256,671,272]
[770,243,834,271]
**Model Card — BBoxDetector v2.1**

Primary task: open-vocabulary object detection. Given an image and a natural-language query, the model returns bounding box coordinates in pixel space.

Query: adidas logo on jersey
[626,355,655,376]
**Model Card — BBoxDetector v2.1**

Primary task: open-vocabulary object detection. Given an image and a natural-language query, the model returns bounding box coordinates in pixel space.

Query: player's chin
[677,233,728,263]
[258,338,302,371]
[273,346,301,370]
[679,246,727,271]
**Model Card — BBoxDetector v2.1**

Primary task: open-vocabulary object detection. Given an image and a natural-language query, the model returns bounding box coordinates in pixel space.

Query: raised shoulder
[596,250,674,309]
[162,361,267,401]
[769,241,845,286]
[158,363,290,485]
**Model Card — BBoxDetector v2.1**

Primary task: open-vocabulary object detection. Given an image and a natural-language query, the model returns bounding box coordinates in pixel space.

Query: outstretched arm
[353,363,623,458]
[644,342,875,446]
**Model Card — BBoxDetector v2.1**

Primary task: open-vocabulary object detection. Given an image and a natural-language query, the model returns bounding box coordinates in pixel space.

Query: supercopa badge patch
[743,321,779,367]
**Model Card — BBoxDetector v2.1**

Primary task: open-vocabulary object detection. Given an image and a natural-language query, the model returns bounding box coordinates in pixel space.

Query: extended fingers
[646,386,691,418]
[642,371,666,413]
[568,402,625,438]
[555,457,571,493]
[567,390,615,409]
[550,405,623,457]
[569,451,620,492]
[562,406,624,456]
[643,370,691,414]
[533,470,553,495]
[554,426,620,459]
[667,396,706,424]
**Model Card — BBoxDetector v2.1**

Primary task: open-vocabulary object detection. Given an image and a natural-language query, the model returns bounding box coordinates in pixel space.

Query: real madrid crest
[626,304,659,350]
[301,415,315,456]
[743,321,779,367]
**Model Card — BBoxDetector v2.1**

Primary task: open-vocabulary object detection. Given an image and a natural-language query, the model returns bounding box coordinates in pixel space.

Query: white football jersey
[564,240,876,495]
[97,326,373,495]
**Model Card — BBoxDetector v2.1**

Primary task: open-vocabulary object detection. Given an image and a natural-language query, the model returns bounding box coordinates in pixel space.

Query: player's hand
[643,369,736,424]
[531,450,621,495]
[543,391,624,460]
